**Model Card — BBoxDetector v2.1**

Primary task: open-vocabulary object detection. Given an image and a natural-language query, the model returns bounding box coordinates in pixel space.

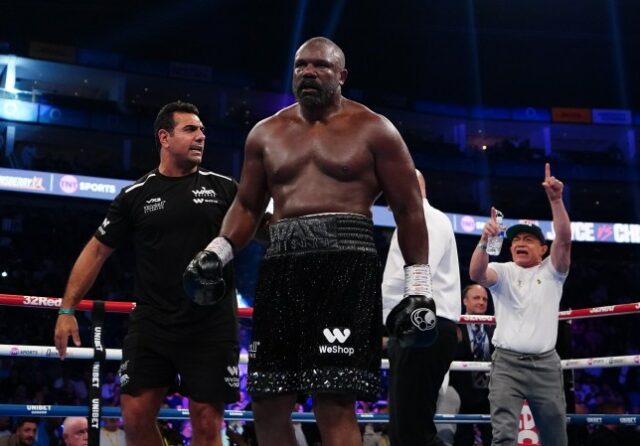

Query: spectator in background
[100,418,126,446]
[101,371,120,406]
[450,284,494,446]
[0,418,38,446]
[0,417,11,437]
[61,417,87,446]
[585,401,640,446]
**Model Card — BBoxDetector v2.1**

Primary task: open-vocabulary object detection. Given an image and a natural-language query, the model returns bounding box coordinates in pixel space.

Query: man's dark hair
[15,417,38,429]
[154,101,200,150]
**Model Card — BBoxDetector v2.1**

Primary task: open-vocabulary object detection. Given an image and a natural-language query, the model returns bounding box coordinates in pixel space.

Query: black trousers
[389,317,458,446]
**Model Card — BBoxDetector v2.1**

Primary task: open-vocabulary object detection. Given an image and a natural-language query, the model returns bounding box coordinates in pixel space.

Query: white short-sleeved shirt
[382,199,461,323]
[488,257,568,354]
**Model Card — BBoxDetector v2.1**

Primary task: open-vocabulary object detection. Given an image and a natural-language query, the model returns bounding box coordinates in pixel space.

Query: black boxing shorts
[247,213,382,400]
[119,331,239,403]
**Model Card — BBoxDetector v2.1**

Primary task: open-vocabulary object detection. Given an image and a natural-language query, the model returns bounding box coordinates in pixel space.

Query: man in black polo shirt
[54,101,239,446]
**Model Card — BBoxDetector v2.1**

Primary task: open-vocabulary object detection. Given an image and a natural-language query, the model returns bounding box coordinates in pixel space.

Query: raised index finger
[544,162,551,180]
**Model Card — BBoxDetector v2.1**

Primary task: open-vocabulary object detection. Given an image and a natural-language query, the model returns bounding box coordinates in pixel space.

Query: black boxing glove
[183,237,234,306]
[385,264,438,348]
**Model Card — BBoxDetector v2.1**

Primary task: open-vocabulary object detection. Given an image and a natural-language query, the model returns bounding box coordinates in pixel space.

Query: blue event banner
[0,167,131,201]
[1,167,638,244]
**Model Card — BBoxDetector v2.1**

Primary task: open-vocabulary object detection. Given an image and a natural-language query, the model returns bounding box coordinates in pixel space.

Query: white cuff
[403,264,433,298]
[205,237,234,266]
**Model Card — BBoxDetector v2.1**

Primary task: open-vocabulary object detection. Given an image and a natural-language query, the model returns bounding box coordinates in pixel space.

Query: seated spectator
[0,417,38,446]
[0,416,11,437]
[61,417,88,446]
[99,418,125,446]
[586,402,640,446]
[450,284,493,446]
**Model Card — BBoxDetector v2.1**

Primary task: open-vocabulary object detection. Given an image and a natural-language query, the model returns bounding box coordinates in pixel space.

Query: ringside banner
[2,167,639,244]
[0,167,131,201]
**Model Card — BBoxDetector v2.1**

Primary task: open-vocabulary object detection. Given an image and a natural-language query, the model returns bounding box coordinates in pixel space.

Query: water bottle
[486,210,506,256]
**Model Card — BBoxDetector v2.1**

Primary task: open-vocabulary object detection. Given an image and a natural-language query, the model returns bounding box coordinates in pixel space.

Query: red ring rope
[0,293,254,317]
[2,293,638,323]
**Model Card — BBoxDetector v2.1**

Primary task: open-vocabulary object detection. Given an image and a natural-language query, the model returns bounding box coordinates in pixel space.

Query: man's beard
[294,80,336,108]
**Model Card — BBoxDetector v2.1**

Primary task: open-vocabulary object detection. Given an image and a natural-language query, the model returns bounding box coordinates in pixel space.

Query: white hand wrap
[205,237,234,266]
[404,264,433,298]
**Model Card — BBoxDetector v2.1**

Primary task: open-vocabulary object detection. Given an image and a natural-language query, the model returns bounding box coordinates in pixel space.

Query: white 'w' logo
[193,198,204,204]
[323,328,351,344]
[227,366,238,376]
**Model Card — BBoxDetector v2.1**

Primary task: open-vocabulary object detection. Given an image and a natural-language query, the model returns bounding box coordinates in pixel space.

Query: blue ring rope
[1,404,638,425]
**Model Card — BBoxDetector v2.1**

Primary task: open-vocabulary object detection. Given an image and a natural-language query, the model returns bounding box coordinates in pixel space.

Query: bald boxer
[470,163,571,446]
[185,36,432,446]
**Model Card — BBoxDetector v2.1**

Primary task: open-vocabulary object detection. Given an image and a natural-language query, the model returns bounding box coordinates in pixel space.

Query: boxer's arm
[219,123,270,251]
[55,237,114,358]
[252,210,272,245]
[372,116,427,265]
[183,124,270,304]
[373,117,438,348]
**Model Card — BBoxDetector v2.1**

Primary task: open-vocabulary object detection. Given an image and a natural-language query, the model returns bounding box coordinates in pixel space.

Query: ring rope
[0,404,638,425]
[3,293,638,434]
[2,344,638,372]
[2,293,639,323]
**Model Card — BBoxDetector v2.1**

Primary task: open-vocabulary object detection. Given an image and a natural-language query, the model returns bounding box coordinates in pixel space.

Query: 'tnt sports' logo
[319,327,355,356]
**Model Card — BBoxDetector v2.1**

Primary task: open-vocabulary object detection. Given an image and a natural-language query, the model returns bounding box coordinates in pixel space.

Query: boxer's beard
[294,79,337,108]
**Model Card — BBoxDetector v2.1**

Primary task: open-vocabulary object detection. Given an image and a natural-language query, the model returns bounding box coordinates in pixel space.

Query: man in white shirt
[469,163,571,446]
[383,170,461,446]
[100,418,126,446]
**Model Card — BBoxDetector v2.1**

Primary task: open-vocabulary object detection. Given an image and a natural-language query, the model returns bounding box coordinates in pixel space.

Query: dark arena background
[1,1,639,445]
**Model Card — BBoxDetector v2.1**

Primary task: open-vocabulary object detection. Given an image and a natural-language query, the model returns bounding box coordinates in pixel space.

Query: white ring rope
[2,344,638,372]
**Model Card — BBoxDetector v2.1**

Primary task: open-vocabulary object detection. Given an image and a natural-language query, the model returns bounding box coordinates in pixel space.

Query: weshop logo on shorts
[319,327,355,356]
